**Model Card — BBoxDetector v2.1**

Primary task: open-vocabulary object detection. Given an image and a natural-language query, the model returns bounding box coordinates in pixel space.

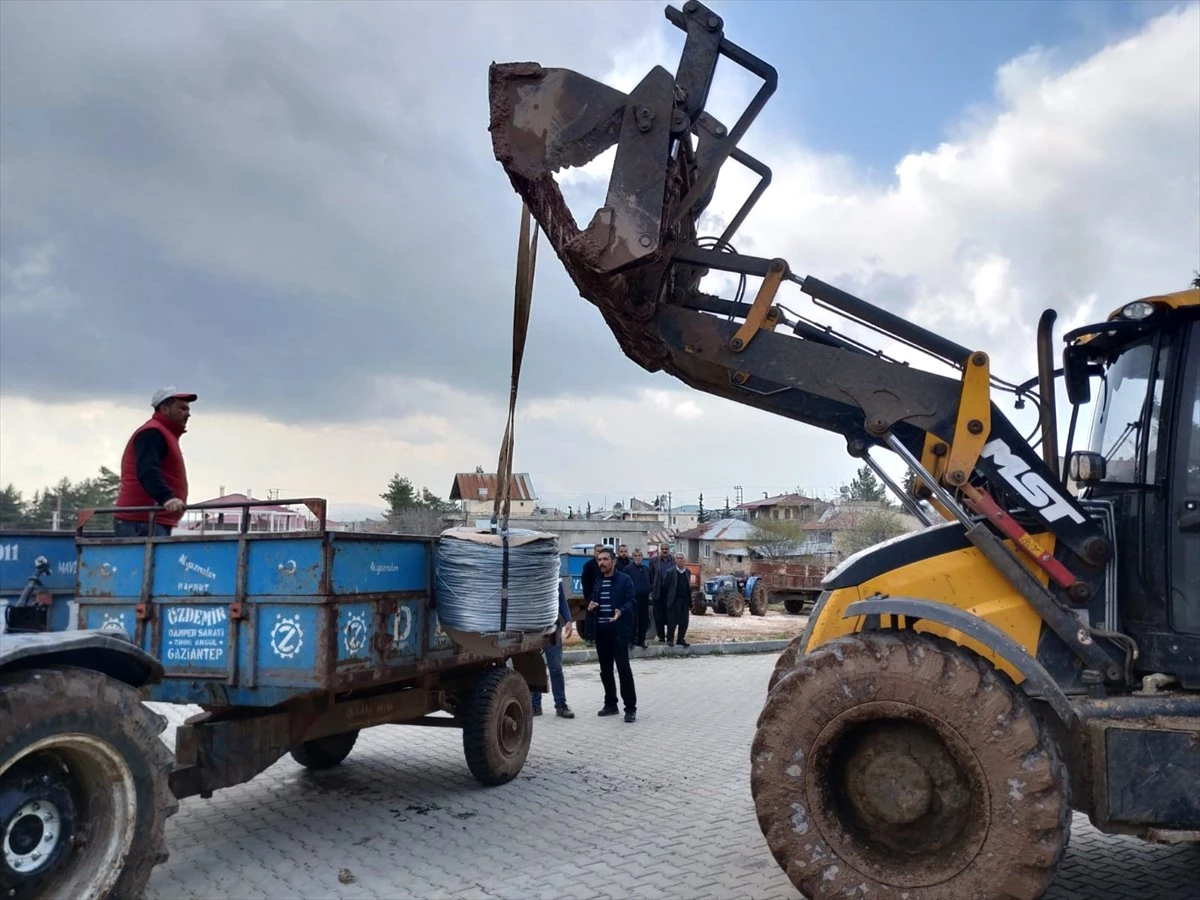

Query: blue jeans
[531,626,567,710]
[114,519,171,537]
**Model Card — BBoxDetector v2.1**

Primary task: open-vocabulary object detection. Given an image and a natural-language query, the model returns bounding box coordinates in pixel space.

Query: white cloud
[2,2,1196,518]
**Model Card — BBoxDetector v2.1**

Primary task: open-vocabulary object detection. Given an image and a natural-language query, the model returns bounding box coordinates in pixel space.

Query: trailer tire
[783,597,806,615]
[720,590,744,617]
[290,731,360,770]
[752,632,1070,900]
[0,666,177,900]
[461,667,533,786]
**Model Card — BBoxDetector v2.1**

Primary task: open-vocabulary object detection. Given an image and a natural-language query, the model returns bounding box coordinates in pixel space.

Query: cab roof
[1109,287,1199,320]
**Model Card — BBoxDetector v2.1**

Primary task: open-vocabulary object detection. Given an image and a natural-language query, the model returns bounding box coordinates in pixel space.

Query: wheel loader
[485,3,1199,898]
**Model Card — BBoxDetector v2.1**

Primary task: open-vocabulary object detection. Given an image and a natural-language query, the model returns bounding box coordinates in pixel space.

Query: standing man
[625,547,652,649]
[580,543,603,645]
[532,581,576,718]
[616,544,632,570]
[114,387,197,538]
[588,547,637,722]
[669,552,692,648]
[649,542,676,644]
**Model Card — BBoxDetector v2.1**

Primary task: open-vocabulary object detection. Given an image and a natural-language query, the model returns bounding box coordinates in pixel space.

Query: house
[449,472,538,519]
[499,516,661,556]
[674,518,756,566]
[802,500,925,558]
[175,493,317,534]
[737,492,827,523]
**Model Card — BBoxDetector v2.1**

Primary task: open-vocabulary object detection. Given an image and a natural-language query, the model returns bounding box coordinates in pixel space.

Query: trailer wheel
[290,731,360,770]
[690,591,708,616]
[768,634,808,693]
[751,632,1069,900]
[783,597,806,615]
[0,666,177,900]
[719,589,744,617]
[461,667,533,786]
[749,582,769,617]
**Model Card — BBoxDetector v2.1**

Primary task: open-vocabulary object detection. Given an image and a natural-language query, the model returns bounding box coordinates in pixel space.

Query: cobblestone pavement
[145,654,1195,900]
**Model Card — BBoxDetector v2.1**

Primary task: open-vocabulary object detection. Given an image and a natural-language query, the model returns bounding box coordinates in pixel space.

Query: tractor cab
[1064,288,1199,687]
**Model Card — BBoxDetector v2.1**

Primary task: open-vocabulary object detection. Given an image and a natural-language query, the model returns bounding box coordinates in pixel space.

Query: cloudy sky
[1,0,1197,521]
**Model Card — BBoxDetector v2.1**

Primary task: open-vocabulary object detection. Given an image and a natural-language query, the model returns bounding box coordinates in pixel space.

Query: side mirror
[1063,345,1092,405]
[1068,451,1107,486]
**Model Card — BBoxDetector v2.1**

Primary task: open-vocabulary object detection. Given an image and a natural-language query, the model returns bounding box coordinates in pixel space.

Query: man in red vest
[113,386,197,537]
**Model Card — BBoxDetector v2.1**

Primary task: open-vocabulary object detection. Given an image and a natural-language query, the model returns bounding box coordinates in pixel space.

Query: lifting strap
[492,203,539,630]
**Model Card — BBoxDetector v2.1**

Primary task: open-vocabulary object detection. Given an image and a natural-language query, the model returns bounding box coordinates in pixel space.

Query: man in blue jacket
[589,546,638,722]
[532,581,575,718]
[625,547,652,649]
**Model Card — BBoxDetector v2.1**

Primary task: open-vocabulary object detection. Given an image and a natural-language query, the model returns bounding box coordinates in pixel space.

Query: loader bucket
[487,1,777,372]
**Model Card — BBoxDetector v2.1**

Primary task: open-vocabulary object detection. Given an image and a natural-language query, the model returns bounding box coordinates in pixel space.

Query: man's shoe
[679,640,690,648]
[656,638,666,644]
[532,706,543,716]
[597,706,620,717]
[667,641,674,647]
[556,706,575,719]
[624,712,637,723]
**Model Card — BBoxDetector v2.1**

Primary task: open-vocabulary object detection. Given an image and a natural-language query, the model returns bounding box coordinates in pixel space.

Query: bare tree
[749,518,807,560]
[836,506,909,557]
[386,506,450,536]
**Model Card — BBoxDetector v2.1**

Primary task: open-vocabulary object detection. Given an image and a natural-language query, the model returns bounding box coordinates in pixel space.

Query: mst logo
[980,439,1085,525]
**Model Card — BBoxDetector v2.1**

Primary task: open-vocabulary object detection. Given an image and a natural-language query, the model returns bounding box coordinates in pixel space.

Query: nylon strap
[494,203,539,630]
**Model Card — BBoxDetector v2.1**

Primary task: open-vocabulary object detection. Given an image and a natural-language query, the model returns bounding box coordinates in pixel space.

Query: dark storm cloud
[0,0,668,421]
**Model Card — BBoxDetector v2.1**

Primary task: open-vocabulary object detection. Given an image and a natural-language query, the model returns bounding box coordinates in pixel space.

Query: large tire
[768,633,808,694]
[690,590,708,616]
[751,632,1069,900]
[783,597,806,615]
[290,731,359,770]
[0,667,177,900]
[461,667,533,786]
[749,581,769,617]
[719,589,744,617]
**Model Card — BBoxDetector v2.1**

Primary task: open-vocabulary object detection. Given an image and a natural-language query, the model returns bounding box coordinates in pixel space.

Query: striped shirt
[596,577,617,625]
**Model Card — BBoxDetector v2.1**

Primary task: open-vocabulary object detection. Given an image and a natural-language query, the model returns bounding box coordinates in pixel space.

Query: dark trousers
[652,594,669,640]
[114,519,171,537]
[595,629,636,713]
[531,625,567,710]
[667,598,690,644]
[632,594,651,647]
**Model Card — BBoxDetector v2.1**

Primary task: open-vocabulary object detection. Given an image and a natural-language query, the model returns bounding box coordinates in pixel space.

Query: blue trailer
[0,500,553,900]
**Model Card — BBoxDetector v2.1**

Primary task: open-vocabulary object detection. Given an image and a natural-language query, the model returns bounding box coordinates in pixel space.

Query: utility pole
[667,491,672,528]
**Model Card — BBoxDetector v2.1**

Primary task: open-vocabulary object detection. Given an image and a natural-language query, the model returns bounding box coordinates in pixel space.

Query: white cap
[151,386,198,408]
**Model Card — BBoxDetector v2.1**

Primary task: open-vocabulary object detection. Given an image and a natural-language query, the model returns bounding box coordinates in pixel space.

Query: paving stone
[144,654,1196,899]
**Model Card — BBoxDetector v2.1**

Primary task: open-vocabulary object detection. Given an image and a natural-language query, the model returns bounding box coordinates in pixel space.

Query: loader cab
[1065,289,1199,687]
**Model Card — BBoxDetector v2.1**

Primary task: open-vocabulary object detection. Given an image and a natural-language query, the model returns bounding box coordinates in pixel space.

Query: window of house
[703,542,711,558]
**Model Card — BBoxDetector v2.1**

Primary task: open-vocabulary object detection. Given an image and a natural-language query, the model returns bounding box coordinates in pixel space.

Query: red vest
[115,413,189,526]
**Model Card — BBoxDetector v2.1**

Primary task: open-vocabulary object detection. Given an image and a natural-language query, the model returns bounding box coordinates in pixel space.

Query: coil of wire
[435,528,561,633]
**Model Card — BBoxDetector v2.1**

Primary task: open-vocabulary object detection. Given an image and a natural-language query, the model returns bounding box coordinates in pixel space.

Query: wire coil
[435,529,560,633]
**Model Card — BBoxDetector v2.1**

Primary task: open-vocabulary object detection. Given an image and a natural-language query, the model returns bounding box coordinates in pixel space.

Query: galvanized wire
[434,530,560,633]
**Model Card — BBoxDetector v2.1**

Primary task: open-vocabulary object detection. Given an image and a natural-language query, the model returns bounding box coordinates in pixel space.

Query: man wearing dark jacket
[625,547,652,649]
[649,543,676,644]
[669,552,692,648]
[580,544,603,643]
[589,547,637,722]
